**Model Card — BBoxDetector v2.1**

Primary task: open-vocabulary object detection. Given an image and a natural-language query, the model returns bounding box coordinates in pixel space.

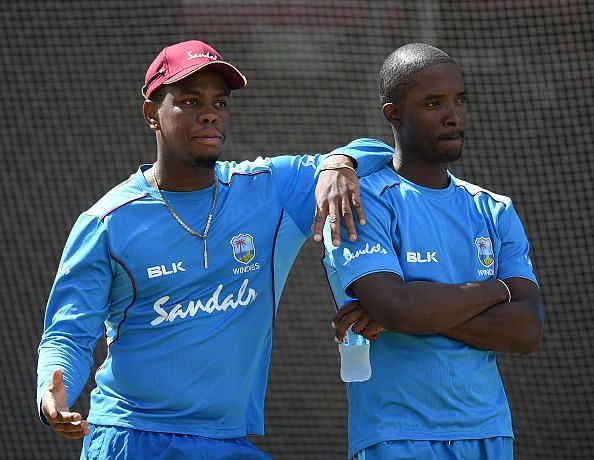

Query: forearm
[353,274,508,334]
[443,296,543,354]
[442,304,540,354]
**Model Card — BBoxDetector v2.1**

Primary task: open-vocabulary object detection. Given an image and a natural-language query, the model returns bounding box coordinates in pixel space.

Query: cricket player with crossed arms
[324,43,543,459]
[36,40,390,459]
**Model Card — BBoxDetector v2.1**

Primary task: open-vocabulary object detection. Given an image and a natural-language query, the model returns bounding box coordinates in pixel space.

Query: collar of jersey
[385,168,458,200]
[134,164,218,203]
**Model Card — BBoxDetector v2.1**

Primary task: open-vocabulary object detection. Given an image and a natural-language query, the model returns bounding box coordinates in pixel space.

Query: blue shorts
[353,437,513,460]
[81,424,272,460]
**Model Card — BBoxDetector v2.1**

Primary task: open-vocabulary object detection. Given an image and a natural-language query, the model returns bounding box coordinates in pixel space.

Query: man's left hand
[311,155,366,246]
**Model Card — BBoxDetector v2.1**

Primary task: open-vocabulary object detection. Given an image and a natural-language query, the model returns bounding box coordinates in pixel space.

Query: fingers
[332,302,386,342]
[361,321,385,341]
[311,184,341,246]
[332,304,364,342]
[54,410,82,423]
[42,394,80,424]
[330,171,359,246]
[312,168,364,246]
[332,301,360,326]
[45,399,59,420]
[311,199,328,243]
[42,367,89,439]
[44,405,89,439]
[49,368,64,391]
[348,314,385,341]
[328,195,341,247]
[341,194,357,243]
[343,319,384,342]
[47,407,88,439]
[351,315,371,335]
[350,184,366,227]
[44,368,67,419]
[52,419,90,439]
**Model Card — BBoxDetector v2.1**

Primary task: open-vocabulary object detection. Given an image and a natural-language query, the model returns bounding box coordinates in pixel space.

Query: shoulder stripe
[95,192,148,221]
[456,184,507,205]
[379,182,401,196]
[218,169,271,186]
[109,255,137,346]
[270,209,284,328]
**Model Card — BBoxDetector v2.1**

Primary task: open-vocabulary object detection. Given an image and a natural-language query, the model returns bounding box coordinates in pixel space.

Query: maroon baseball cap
[142,40,247,99]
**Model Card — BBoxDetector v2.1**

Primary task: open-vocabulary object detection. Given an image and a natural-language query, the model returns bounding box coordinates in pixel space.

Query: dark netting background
[1,0,592,458]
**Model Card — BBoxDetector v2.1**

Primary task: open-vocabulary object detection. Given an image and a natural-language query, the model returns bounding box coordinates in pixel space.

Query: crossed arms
[334,273,543,355]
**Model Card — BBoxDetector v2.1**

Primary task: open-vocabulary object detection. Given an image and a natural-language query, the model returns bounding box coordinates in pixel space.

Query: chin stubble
[191,156,218,168]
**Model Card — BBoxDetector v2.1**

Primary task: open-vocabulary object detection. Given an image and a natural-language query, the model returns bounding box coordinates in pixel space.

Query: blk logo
[406,251,438,263]
[147,262,186,279]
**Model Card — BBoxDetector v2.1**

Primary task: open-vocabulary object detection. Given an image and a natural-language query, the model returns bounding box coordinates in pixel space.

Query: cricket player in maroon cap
[36,40,389,459]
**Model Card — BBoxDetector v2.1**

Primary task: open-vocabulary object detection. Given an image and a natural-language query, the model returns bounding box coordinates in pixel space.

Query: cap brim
[164,61,247,90]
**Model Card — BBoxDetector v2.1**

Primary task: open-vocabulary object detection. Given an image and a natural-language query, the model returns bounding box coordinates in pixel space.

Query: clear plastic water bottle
[338,300,371,382]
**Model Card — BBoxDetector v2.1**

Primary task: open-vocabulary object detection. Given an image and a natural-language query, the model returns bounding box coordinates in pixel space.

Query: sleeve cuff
[38,399,50,426]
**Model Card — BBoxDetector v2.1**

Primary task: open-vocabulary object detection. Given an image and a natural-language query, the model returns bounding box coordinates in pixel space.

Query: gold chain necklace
[152,166,218,269]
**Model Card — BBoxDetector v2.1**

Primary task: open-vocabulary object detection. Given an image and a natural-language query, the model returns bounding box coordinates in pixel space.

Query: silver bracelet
[496,279,512,302]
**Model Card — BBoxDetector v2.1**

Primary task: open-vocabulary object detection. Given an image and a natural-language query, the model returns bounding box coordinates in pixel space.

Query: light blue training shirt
[323,138,538,459]
[37,150,390,439]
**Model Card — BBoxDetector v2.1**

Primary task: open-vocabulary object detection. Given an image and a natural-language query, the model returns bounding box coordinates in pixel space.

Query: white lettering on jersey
[342,243,388,266]
[147,262,186,278]
[478,268,495,276]
[406,251,439,263]
[232,263,261,275]
[150,278,257,326]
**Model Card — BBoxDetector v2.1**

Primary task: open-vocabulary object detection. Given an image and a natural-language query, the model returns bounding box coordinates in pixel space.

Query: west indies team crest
[474,237,494,267]
[230,234,256,264]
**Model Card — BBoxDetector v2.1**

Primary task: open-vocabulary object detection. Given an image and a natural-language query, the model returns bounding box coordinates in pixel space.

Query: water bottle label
[343,327,369,346]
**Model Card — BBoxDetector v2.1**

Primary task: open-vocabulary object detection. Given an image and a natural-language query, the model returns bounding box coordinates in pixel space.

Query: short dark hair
[379,43,456,104]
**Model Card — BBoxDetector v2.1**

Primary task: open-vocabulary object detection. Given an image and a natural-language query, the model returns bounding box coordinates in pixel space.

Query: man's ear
[143,100,160,132]
[382,102,401,128]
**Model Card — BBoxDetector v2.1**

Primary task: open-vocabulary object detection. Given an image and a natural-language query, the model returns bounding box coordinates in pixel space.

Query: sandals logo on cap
[187,50,218,61]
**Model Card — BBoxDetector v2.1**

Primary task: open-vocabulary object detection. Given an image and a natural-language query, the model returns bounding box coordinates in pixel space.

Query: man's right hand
[332,300,385,342]
[41,369,89,439]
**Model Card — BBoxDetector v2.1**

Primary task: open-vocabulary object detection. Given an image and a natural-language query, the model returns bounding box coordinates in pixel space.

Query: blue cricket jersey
[323,138,538,458]
[37,151,390,438]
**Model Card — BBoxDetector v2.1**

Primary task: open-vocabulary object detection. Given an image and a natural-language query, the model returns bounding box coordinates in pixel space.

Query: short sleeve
[324,186,402,299]
[496,201,538,286]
